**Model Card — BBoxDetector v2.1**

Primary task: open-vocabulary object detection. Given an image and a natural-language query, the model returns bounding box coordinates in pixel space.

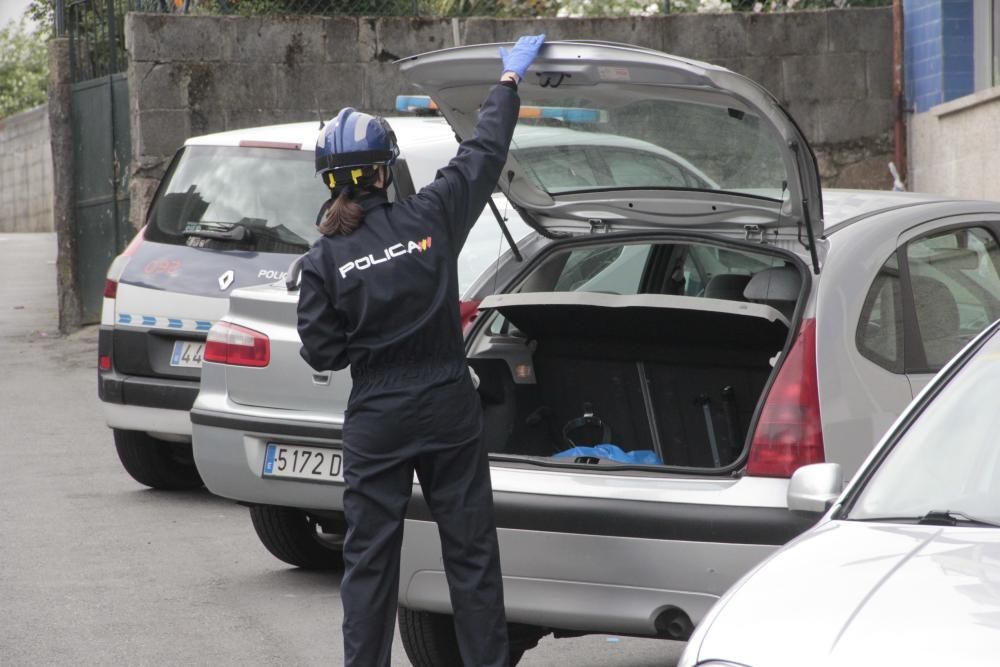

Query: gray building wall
[0,105,55,233]
[908,88,1000,200]
[125,8,895,230]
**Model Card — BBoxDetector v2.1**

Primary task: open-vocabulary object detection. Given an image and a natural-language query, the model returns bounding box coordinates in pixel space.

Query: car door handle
[312,373,331,385]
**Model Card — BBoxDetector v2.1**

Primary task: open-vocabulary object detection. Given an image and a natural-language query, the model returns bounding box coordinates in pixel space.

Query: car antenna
[314,93,324,130]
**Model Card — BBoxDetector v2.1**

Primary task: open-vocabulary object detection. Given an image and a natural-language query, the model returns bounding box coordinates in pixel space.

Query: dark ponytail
[319,186,364,237]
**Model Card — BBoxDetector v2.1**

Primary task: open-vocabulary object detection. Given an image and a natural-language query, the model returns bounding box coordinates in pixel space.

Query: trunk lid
[398,41,823,269]
[223,282,353,413]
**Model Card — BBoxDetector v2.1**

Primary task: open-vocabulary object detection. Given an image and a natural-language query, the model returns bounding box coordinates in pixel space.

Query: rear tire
[398,607,526,667]
[113,428,203,490]
[248,505,344,570]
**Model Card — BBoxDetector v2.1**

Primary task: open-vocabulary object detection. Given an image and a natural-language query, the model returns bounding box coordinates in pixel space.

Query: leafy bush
[0,18,49,118]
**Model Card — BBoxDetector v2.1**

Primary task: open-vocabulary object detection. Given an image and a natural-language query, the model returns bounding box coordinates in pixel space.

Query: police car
[97,115,533,490]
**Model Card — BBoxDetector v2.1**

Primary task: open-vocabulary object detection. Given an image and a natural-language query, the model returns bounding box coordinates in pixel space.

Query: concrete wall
[908,87,1000,200]
[0,105,55,233]
[125,8,896,228]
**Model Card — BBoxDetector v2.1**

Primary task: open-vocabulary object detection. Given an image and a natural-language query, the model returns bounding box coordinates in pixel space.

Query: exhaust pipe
[654,606,694,640]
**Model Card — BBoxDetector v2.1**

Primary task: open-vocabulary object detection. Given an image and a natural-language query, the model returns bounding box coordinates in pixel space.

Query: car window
[511,95,784,196]
[847,329,1000,523]
[144,146,328,252]
[551,244,652,294]
[601,148,690,188]
[857,253,904,373]
[457,200,532,295]
[511,146,600,191]
[906,227,1000,371]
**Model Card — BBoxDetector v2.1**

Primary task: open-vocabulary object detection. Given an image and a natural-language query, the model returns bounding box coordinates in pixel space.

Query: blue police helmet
[315,107,400,176]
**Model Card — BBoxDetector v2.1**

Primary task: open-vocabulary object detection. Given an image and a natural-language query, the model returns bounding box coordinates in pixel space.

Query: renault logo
[218,270,235,291]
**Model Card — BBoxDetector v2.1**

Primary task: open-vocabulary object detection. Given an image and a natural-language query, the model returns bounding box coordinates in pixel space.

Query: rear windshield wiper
[182,220,253,242]
[851,510,1000,528]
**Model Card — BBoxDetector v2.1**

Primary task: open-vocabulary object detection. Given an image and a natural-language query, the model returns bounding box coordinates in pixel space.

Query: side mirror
[787,463,843,513]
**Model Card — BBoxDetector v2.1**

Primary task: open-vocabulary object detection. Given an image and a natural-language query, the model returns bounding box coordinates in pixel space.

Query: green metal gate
[71,74,131,322]
[66,0,132,323]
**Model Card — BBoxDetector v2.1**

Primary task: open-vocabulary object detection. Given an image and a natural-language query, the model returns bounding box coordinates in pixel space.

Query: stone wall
[0,105,54,233]
[125,8,895,228]
[908,87,1000,200]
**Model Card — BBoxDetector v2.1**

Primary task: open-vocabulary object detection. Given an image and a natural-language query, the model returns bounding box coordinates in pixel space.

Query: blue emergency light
[395,95,438,113]
[394,95,607,123]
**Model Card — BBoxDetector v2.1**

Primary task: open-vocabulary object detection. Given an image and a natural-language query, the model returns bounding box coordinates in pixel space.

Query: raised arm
[416,35,545,253]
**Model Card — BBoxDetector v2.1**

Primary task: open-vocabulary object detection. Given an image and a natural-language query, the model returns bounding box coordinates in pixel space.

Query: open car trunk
[469,292,791,470]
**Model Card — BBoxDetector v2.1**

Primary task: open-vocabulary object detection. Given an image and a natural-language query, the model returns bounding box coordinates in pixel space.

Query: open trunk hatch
[398,41,822,270]
[466,235,806,471]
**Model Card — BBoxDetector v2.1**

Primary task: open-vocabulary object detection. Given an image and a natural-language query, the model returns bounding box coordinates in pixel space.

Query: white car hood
[695,520,1000,666]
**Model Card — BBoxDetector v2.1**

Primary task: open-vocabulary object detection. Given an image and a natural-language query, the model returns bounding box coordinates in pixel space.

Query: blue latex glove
[499,34,546,80]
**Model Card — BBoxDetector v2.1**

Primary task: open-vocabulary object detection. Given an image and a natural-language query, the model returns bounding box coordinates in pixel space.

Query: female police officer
[296,35,545,667]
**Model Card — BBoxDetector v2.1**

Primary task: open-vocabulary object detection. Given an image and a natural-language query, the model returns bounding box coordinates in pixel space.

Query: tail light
[104,226,146,300]
[746,318,824,477]
[204,321,270,367]
[459,299,481,336]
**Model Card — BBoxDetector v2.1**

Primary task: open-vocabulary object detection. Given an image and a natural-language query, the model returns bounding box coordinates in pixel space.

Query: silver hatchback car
[191,42,1000,664]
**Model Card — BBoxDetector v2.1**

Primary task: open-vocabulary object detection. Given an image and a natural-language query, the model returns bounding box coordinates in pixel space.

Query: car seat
[743,266,801,322]
[703,274,752,301]
[910,274,961,369]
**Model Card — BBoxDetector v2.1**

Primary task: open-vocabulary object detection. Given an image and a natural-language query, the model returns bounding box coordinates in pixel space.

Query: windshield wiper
[182,220,253,242]
[851,510,1000,527]
[917,510,1000,527]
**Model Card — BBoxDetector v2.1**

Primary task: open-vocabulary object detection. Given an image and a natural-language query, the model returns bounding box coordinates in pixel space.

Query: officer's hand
[499,34,546,82]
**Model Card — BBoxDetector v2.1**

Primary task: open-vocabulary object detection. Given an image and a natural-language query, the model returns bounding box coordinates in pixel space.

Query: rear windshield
[144,145,327,253]
[142,143,533,291]
[511,91,786,198]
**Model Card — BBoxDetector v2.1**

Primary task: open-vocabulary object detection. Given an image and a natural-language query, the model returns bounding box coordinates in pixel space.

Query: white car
[680,318,1000,667]
[97,115,532,489]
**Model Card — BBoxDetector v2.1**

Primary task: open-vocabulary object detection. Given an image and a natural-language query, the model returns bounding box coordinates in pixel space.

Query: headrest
[703,274,751,301]
[743,266,801,304]
[911,275,959,340]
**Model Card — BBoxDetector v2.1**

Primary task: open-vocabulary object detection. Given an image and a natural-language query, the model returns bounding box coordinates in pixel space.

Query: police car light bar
[394,95,607,123]
[517,105,608,123]
[396,95,439,113]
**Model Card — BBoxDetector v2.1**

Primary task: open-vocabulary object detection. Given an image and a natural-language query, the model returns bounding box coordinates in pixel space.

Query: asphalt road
[0,233,684,666]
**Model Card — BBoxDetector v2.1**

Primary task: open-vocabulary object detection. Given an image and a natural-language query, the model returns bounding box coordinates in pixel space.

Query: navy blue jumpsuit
[296,83,520,667]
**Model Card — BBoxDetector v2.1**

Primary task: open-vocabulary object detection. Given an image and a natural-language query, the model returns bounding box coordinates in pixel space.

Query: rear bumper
[98,370,199,411]
[400,520,778,635]
[98,325,199,412]
[190,402,345,509]
[399,474,818,635]
[102,402,193,437]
